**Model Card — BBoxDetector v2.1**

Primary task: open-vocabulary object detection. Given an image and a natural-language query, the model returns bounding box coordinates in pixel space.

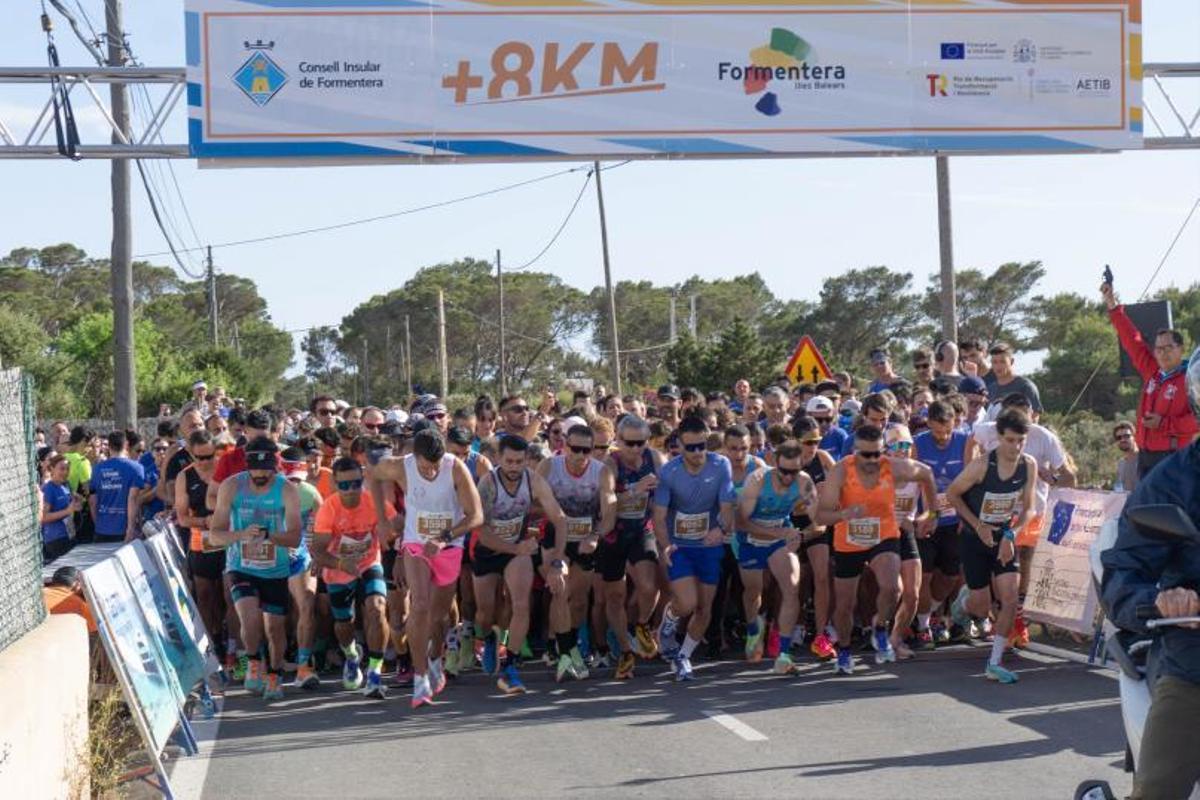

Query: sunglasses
[317,408,336,416]
[362,423,382,431]
[856,450,883,460]
[1115,433,1133,441]
[777,466,800,476]
[426,412,446,421]
[887,442,913,452]
[622,439,647,448]
[568,445,592,455]
[800,438,821,446]
[507,406,530,414]
[812,416,832,425]
[153,446,169,453]
[593,444,610,452]
[913,362,931,370]
[336,478,364,491]
[682,442,707,453]
[194,452,215,461]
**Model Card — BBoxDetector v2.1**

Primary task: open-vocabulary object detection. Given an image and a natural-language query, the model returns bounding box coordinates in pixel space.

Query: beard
[251,475,272,487]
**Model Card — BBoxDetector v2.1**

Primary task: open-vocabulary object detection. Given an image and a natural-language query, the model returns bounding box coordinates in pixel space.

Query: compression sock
[680,635,700,658]
[367,651,384,675]
[780,635,793,653]
[341,641,360,660]
[297,648,312,668]
[556,631,575,657]
[989,636,1006,667]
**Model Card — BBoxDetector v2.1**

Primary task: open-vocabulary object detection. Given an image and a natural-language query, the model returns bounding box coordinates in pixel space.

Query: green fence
[0,369,44,652]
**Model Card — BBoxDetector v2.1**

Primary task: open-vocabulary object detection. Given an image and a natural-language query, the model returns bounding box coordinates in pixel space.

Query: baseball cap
[385,408,409,424]
[424,402,448,417]
[192,380,207,391]
[657,384,680,400]
[805,396,835,415]
[840,398,862,415]
[958,376,988,396]
[869,349,890,365]
[280,446,308,480]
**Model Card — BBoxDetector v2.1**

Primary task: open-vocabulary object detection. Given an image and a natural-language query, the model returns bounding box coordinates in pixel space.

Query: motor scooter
[1076,504,1200,800]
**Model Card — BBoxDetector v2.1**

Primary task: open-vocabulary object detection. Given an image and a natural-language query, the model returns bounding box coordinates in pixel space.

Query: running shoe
[773,652,799,676]
[569,646,590,680]
[931,618,950,645]
[363,671,387,700]
[244,660,264,693]
[634,623,658,659]
[892,640,915,661]
[658,610,680,659]
[672,654,694,682]
[615,651,636,680]
[744,615,766,662]
[342,657,363,691]
[765,624,781,659]
[985,663,1019,684]
[394,664,414,688]
[498,664,526,695]
[411,674,434,709]
[482,636,498,676]
[429,657,447,696]
[810,633,836,661]
[872,629,896,664]
[232,653,250,683]
[296,665,320,691]
[979,618,994,641]
[1010,614,1031,649]
[263,672,284,702]
[555,653,574,683]
[949,586,971,628]
[834,649,855,676]
[913,629,937,652]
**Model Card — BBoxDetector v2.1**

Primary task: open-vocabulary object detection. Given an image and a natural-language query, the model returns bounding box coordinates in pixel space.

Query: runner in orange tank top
[816,424,935,675]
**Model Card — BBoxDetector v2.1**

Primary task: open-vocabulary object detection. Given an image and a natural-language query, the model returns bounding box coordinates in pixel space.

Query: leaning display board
[1025,488,1128,635]
[185,0,1143,164]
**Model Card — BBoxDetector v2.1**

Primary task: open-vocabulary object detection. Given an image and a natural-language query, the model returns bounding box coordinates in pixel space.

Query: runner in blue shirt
[652,415,735,682]
[807,396,848,456]
[88,430,145,543]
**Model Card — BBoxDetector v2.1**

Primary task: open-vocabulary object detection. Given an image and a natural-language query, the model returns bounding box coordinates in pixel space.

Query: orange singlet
[833,456,900,553]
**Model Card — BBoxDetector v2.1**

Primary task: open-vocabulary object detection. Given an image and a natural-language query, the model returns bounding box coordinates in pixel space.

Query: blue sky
[1,2,1197,376]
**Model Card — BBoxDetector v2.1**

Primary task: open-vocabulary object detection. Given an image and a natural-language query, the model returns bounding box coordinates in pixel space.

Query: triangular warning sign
[784,335,833,384]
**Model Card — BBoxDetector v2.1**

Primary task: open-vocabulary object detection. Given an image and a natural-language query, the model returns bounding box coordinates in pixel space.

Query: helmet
[1187,346,1200,421]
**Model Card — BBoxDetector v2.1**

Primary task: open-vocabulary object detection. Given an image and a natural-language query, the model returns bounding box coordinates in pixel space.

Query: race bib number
[336,535,371,561]
[979,492,1020,525]
[748,516,785,547]
[617,491,649,520]
[847,517,882,547]
[416,511,454,543]
[894,494,917,517]
[564,516,594,542]
[240,539,277,568]
[936,493,956,520]
[492,517,524,544]
[673,512,709,541]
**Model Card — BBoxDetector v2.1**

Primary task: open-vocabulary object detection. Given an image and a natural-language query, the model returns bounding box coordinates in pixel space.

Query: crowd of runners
[37,338,1095,709]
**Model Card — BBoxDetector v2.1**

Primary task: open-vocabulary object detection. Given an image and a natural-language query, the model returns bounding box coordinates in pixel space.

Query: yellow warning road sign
[784,336,833,385]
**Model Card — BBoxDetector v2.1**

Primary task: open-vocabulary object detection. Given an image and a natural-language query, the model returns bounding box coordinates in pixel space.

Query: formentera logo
[717,28,846,117]
[232,39,289,107]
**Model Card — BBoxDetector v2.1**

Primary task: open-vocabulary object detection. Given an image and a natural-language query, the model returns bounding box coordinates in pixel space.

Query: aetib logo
[232,39,288,106]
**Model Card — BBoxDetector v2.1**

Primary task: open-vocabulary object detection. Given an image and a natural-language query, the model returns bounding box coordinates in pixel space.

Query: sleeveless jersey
[464,451,481,484]
[915,430,968,525]
[402,453,465,546]
[545,455,604,543]
[833,456,900,553]
[487,469,533,544]
[964,451,1028,535]
[227,472,290,577]
[746,469,799,546]
[183,464,217,553]
[730,458,761,544]
[792,453,826,530]
[614,449,656,526]
[893,477,921,525]
[292,480,321,559]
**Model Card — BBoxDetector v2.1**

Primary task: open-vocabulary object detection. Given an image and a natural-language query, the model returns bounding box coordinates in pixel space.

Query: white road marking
[704,710,768,741]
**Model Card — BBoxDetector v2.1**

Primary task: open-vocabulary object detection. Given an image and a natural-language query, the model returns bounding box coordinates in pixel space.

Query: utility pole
[404,314,413,400]
[437,290,449,399]
[362,338,370,406]
[936,156,958,344]
[593,160,622,396]
[107,0,135,428]
[206,245,218,347]
[496,249,507,397]
[385,324,393,386]
[669,289,678,343]
[688,294,698,338]
[232,321,241,357]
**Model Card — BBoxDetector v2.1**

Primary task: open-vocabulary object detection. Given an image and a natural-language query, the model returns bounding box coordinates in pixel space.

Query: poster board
[1024,488,1127,635]
[146,533,222,679]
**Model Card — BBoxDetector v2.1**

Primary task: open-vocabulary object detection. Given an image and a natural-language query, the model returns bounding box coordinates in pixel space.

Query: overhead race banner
[1025,488,1127,635]
[184,0,1143,164]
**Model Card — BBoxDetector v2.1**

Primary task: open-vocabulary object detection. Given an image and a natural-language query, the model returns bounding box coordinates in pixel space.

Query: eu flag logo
[1048,501,1075,545]
[941,43,965,60]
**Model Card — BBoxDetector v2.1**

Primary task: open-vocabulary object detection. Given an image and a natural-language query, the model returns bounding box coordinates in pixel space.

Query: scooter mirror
[1126,504,1200,544]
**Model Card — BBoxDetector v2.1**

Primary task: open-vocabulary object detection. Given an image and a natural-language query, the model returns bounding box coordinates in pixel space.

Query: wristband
[439,530,454,544]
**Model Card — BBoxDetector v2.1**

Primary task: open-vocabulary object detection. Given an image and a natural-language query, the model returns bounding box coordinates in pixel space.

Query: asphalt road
[168,644,1129,800]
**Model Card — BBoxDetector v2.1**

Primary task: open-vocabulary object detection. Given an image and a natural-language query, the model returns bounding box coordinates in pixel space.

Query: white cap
[334,399,350,411]
[192,380,207,390]
[840,398,862,414]
[562,416,588,431]
[386,408,409,424]
[805,396,834,414]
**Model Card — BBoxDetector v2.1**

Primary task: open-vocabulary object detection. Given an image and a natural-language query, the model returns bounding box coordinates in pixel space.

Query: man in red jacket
[1103,282,1197,477]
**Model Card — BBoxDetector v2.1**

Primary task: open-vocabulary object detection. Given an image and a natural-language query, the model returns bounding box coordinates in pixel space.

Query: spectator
[43,566,97,634]
[40,454,80,562]
[984,342,1042,415]
[867,348,901,393]
[958,337,988,377]
[182,379,209,416]
[730,379,751,414]
[1103,281,1198,477]
[957,376,989,433]
[933,340,961,378]
[87,430,146,543]
[1113,421,1139,493]
[911,347,935,388]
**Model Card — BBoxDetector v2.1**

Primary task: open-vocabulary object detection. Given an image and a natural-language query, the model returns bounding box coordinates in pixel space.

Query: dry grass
[86,687,141,799]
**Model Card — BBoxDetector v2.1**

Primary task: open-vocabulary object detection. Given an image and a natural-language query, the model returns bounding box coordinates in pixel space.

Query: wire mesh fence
[0,368,45,653]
